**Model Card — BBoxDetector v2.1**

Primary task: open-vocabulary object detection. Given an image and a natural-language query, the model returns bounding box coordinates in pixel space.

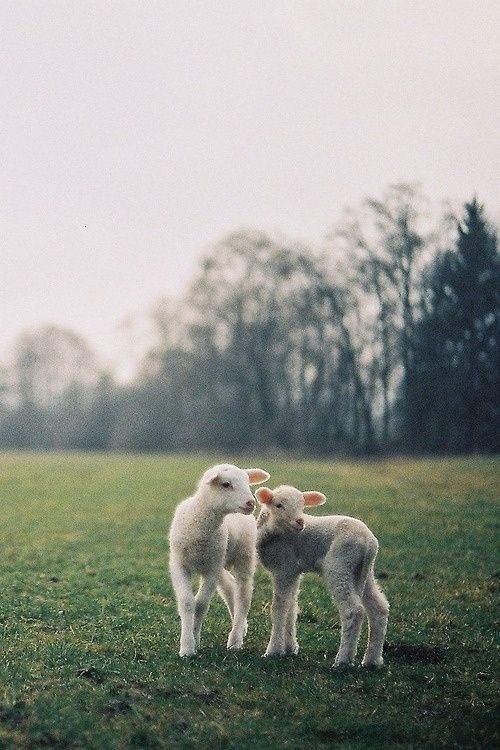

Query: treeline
[1,185,498,455]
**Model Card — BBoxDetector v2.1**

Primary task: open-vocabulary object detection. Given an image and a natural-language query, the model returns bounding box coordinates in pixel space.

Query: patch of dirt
[172,718,189,732]
[130,730,161,748]
[384,643,446,664]
[36,732,67,748]
[314,728,343,741]
[157,688,221,705]
[104,700,132,716]
[0,701,27,726]
[156,687,182,699]
[76,666,104,684]
[418,703,445,718]
[476,671,494,681]
[195,689,220,705]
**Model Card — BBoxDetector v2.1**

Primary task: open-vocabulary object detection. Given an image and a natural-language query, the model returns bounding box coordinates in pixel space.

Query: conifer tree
[411,199,499,451]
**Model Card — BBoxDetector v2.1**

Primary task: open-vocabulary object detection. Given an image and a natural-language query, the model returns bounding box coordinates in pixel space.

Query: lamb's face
[201,464,270,515]
[255,485,327,531]
[255,485,306,531]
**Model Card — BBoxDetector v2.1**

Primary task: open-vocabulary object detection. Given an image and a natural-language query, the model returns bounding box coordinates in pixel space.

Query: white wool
[169,463,269,656]
[256,485,389,667]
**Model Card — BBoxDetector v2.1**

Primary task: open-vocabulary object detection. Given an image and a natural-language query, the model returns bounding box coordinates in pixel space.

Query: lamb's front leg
[170,558,196,657]
[265,574,298,657]
[193,573,218,650]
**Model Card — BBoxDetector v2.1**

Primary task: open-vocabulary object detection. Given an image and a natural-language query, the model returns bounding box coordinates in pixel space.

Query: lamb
[255,485,389,667]
[169,463,270,656]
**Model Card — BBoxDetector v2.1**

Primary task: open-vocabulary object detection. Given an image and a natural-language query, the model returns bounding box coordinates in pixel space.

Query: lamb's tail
[355,537,379,597]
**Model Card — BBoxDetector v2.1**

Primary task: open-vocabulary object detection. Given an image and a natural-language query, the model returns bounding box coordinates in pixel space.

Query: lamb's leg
[170,558,196,657]
[227,570,253,650]
[193,573,218,650]
[217,568,236,622]
[332,591,365,667]
[265,575,298,657]
[361,574,389,667]
[324,553,365,667]
[284,577,301,654]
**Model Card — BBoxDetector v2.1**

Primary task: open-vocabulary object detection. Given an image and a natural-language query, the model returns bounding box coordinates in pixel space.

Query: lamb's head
[255,485,326,532]
[199,464,270,515]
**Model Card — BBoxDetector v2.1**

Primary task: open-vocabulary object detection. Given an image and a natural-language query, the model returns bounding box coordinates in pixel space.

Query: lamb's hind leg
[284,577,301,654]
[227,556,255,650]
[323,547,365,667]
[361,573,389,667]
[193,573,218,650]
[217,568,236,623]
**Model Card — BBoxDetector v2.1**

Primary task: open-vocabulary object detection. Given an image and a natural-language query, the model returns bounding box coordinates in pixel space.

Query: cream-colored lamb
[169,463,269,656]
[255,485,389,667]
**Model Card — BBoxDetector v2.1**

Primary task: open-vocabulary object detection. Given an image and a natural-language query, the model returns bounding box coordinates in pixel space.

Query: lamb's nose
[246,499,255,509]
[296,518,304,529]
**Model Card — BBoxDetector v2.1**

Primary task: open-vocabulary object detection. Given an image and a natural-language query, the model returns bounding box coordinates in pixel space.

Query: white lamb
[169,463,270,656]
[255,485,389,667]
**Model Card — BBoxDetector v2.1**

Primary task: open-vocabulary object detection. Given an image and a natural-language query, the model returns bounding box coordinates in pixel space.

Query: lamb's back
[258,514,377,574]
[306,514,376,541]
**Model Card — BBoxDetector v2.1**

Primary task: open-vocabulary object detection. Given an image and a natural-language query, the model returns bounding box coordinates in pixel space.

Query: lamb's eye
[276,503,284,509]
[221,481,232,489]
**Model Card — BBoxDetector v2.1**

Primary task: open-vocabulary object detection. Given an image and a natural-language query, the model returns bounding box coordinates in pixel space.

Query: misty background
[1,1,499,454]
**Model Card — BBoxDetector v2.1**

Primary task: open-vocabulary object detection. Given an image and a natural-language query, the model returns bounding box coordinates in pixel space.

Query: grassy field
[0,453,498,749]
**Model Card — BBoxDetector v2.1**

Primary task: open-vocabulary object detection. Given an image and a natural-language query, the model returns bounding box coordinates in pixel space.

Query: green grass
[0,453,498,749]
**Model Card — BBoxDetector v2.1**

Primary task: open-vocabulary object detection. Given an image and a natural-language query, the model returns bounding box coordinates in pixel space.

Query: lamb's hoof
[264,646,286,658]
[179,638,197,657]
[285,643,299,655]
[333,659,354,669]
[227,641,243,650]
[361,657,384,668]
[227,633,244,650]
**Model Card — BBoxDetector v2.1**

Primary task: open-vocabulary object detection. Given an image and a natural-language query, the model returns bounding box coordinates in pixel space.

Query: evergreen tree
[411,198,499,452]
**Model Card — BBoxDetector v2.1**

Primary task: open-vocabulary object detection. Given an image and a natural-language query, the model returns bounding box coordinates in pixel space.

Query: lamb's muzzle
[239,499,256,514]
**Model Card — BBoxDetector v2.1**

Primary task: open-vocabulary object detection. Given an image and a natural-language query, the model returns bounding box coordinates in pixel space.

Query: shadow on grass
[384,642,446,664]
[182,641,448,681]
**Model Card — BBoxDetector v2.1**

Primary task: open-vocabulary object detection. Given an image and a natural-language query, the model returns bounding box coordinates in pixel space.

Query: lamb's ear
[245,468,270,485]
[202,467,220,485]
[254,487,274,504]
[303,491,326,507]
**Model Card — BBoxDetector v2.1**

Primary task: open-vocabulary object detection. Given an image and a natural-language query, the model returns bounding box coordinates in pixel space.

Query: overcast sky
[2,0,499,375]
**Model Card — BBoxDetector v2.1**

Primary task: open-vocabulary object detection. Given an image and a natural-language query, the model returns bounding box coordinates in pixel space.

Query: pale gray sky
[2,1,499,376]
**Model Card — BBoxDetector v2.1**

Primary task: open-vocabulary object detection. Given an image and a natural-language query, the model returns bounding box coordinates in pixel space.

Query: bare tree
[330,183,432,446]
